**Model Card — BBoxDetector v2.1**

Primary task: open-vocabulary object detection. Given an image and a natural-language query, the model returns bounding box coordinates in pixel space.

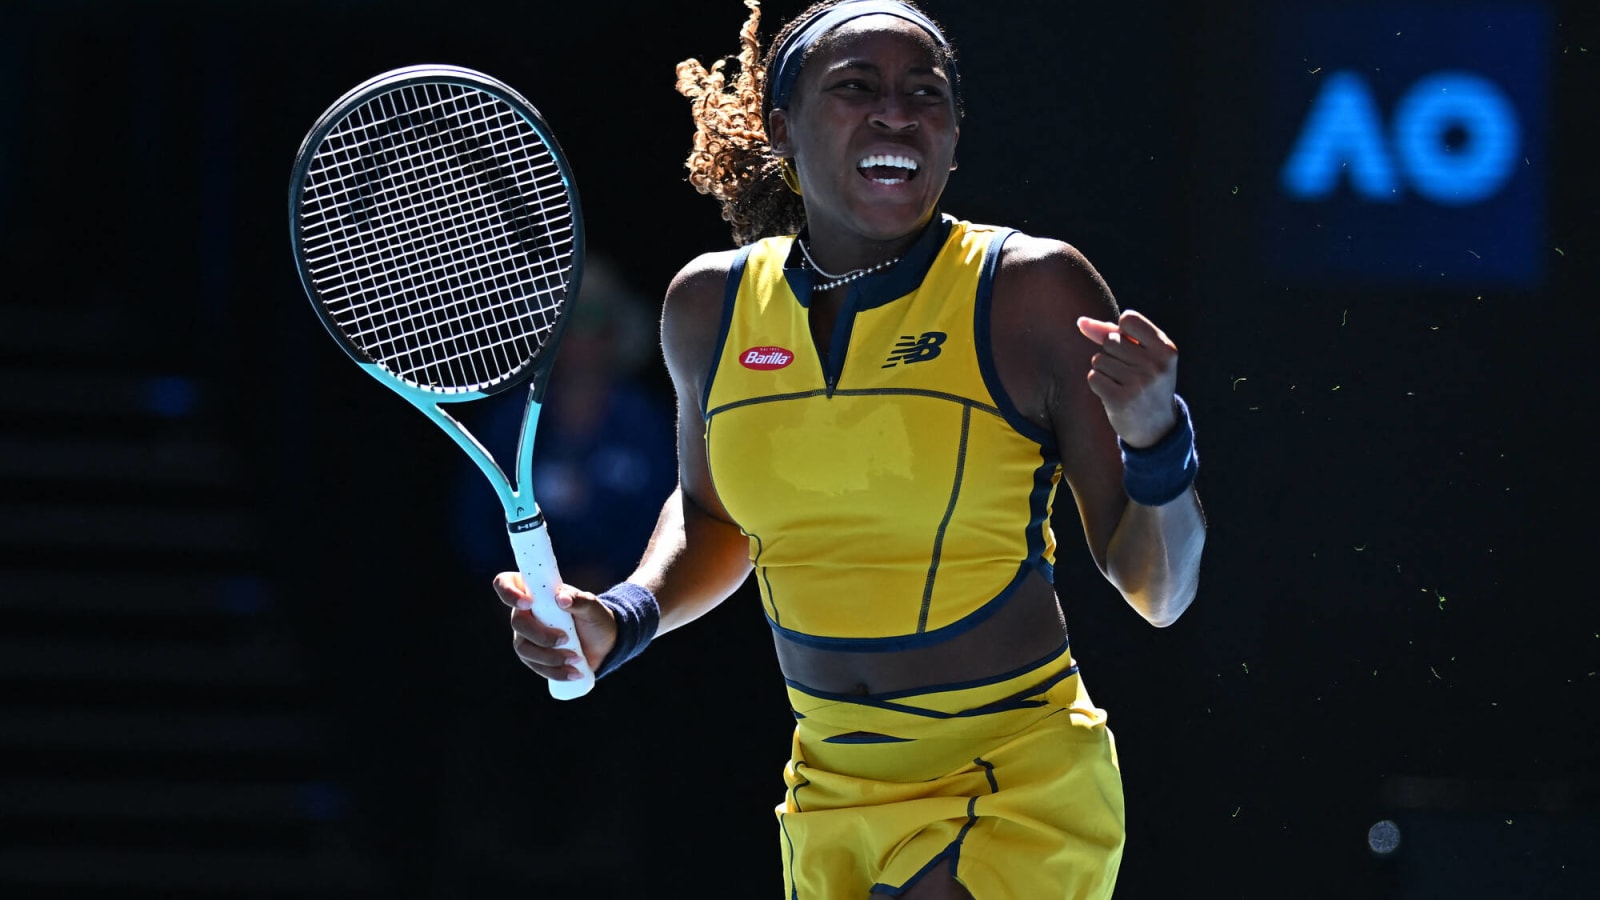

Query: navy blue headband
[765,0,960,113]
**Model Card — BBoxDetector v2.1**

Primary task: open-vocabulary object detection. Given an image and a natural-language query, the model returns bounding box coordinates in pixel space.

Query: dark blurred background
[1,0,1595,897]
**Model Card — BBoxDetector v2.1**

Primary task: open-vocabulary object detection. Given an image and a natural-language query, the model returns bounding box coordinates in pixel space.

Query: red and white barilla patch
[739,346,794,370]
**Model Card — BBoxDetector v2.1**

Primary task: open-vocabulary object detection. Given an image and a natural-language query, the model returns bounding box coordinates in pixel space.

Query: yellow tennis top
[703,215,1062,650]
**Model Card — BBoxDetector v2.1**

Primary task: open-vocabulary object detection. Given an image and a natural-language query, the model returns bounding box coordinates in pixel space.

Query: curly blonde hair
[675,1,801,245]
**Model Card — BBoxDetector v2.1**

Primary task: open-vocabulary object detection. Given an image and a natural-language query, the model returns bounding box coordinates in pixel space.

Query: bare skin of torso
[774,283,1073,697]
[772,572,1068,695]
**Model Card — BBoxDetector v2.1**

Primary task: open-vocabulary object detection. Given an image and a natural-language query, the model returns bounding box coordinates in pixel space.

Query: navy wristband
[594,582,661,679]
[1120,394,1199,506]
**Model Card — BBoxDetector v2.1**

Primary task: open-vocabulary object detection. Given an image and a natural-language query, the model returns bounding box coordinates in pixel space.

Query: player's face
[770,16,959,248]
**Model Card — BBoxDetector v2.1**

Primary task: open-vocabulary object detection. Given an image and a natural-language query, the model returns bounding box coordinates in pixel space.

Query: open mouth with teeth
[858,154,919,185]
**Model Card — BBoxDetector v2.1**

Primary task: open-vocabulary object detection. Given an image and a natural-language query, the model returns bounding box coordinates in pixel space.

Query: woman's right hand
[494,573,617,683]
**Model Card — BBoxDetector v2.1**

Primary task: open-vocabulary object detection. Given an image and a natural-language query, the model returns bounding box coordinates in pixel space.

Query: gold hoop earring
[780,158,803,196]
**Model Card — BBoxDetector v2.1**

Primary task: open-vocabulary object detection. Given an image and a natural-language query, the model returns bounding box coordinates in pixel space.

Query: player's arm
[501,250,753,680]
[627,250,755,634]
[994,236,1206,627]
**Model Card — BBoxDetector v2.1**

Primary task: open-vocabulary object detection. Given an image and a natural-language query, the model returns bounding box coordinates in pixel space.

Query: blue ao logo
[1281,70,1520,207]
[1263,4,1548,288]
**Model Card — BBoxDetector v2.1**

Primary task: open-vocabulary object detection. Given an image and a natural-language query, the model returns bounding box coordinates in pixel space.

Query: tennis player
[498,2,1207,896]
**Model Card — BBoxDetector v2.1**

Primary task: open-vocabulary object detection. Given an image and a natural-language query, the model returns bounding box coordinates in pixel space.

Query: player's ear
[768,108,793,156]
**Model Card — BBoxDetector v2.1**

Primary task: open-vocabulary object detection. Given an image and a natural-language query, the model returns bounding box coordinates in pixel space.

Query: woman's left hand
[1075,309,1181,448]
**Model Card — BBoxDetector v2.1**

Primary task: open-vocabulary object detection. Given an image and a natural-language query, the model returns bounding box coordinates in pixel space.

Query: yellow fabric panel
[704,218,1059,642]
[776,645,1125,898]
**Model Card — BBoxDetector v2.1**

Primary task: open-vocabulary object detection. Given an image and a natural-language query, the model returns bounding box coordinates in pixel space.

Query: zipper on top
[816,281,863,398]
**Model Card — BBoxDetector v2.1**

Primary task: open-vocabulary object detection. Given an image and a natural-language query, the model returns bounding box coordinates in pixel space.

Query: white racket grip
[508,519,596,700]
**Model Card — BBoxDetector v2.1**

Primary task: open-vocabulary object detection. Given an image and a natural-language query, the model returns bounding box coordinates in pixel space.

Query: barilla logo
[740,346,794,371]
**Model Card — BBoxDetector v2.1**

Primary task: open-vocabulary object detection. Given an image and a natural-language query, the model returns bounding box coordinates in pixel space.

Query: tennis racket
[288,64,595,699]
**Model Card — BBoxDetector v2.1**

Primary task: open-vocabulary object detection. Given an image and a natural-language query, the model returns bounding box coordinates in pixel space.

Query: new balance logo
[882,332,946,367]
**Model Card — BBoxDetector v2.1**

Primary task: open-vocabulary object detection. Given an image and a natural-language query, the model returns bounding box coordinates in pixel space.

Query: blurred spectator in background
[449,252,677,589]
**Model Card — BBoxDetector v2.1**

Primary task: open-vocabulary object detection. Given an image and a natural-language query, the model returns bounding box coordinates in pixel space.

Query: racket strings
[306,93,533,378]
[298,81,576,393]
[312,85,567,387]
[335,89,550,386]
[327,86,568,366]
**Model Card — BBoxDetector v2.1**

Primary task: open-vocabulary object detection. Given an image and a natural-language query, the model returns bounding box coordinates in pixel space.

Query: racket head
[289,64,585,405]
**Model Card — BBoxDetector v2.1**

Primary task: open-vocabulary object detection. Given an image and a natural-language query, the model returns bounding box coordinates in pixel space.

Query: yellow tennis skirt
[776,643,1125,898]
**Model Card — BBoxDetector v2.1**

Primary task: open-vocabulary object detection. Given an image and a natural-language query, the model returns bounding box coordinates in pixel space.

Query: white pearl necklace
[798,240,902,292]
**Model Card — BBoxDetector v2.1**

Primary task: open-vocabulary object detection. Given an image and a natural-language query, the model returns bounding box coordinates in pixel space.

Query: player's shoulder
[661,247,742,385]
[995,230,1091,278]
[667,247,742,299]
[955,221,1097,285]
[663,248,740,323]
[991,230,1117,322]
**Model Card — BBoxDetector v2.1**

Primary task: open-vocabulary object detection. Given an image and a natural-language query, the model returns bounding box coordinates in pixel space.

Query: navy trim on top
[708,386,1000,420]
[781,237,812,310]
[970,228,1064,580]
[768,559,1037,653]
[855,213,954,311]
[1024,452,1061,576]
[701,243,753,419]
[822,283,859,396]
[785,637,1078,712]
[788,212,954,312]
[752,532,781,628]
[972,228,1056,449]
[794,213,955,397]
[917,404,971,632]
